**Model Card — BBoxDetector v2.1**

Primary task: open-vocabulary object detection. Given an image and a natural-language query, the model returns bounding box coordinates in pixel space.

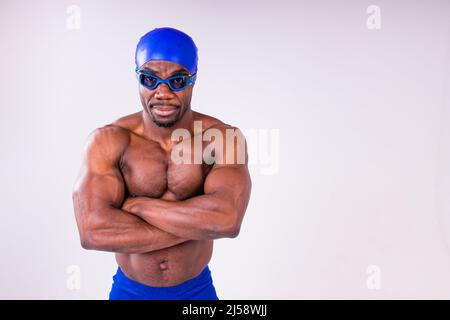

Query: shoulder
[110,111,143,134]
[87,125,129,146]
[192,110,241,133]
[192,111,247,164]
[86,111,144,149]
[84,124,131,162]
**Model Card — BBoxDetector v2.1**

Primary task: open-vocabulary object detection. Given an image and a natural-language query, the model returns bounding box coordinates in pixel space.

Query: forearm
[79,206,189,254]
[126,195,238,240]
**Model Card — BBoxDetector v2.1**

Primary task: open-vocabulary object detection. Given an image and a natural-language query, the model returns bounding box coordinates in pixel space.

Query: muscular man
[72,27,252,300]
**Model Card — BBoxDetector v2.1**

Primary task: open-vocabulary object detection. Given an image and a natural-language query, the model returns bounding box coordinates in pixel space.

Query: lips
[152,105,178,117]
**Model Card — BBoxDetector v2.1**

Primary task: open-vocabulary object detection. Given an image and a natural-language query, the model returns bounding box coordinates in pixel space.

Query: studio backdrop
[0,0,449,299]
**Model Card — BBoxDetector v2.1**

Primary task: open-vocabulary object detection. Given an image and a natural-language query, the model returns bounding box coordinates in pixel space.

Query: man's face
[138,60,194,128]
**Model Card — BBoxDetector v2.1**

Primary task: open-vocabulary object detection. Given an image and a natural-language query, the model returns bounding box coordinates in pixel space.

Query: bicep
[73,127,128,221]
[74,169,125,213]
[203,165,252,217]
[203,124,251,213]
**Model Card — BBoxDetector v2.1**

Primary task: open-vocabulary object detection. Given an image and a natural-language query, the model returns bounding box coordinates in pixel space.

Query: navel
[159,259,169,271]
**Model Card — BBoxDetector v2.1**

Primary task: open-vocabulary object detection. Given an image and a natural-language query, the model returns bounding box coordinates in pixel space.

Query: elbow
[79,230,98,250]
[225,225,241,238]
[80,236,92,250]
[78,217,105,250]
[213,215,242,239]
[224,210,243,238]
[73,192,111,251]
[80,229,110,251]
[228,221,242,238]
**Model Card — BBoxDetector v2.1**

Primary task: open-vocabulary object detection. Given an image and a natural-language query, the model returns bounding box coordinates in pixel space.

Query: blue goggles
[135,68,197,92]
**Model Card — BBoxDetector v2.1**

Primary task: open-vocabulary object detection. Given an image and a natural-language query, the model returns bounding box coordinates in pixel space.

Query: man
[72,27,252,300]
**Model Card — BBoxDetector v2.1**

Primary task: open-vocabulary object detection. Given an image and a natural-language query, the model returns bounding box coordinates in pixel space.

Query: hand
[122,196,142,214]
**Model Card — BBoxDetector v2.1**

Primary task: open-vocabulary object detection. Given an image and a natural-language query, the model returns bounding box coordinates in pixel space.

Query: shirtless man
[72,27,252,300]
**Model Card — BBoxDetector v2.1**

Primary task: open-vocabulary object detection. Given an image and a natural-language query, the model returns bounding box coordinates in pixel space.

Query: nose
[154,82,174,99]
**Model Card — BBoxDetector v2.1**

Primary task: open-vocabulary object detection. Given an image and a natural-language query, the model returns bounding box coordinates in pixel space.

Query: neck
[141,108,194,148]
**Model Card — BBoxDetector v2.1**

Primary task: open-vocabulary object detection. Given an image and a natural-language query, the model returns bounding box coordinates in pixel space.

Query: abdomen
[115,239,213,286]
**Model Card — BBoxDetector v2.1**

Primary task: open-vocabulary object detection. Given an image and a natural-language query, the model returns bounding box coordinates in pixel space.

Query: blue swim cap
[135,27,198,75]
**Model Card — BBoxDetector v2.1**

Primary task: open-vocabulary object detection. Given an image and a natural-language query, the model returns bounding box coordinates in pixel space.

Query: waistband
[113,265,213,295]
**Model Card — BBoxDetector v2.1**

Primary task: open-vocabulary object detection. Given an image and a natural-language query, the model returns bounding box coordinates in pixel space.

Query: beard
[153,119,178,128]
[148,105,185,128]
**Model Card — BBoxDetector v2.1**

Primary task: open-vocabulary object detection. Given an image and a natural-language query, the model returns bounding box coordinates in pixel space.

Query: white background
[0,0,449,299]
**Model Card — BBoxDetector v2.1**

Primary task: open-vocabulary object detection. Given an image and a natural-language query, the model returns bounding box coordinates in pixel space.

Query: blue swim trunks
[109,265,219,300]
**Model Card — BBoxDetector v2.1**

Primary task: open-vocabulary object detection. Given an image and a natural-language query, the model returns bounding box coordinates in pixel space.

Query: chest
[120,137,213,200]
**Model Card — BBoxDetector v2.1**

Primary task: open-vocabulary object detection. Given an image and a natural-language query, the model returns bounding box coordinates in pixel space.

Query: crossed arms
[72,125,252,254]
